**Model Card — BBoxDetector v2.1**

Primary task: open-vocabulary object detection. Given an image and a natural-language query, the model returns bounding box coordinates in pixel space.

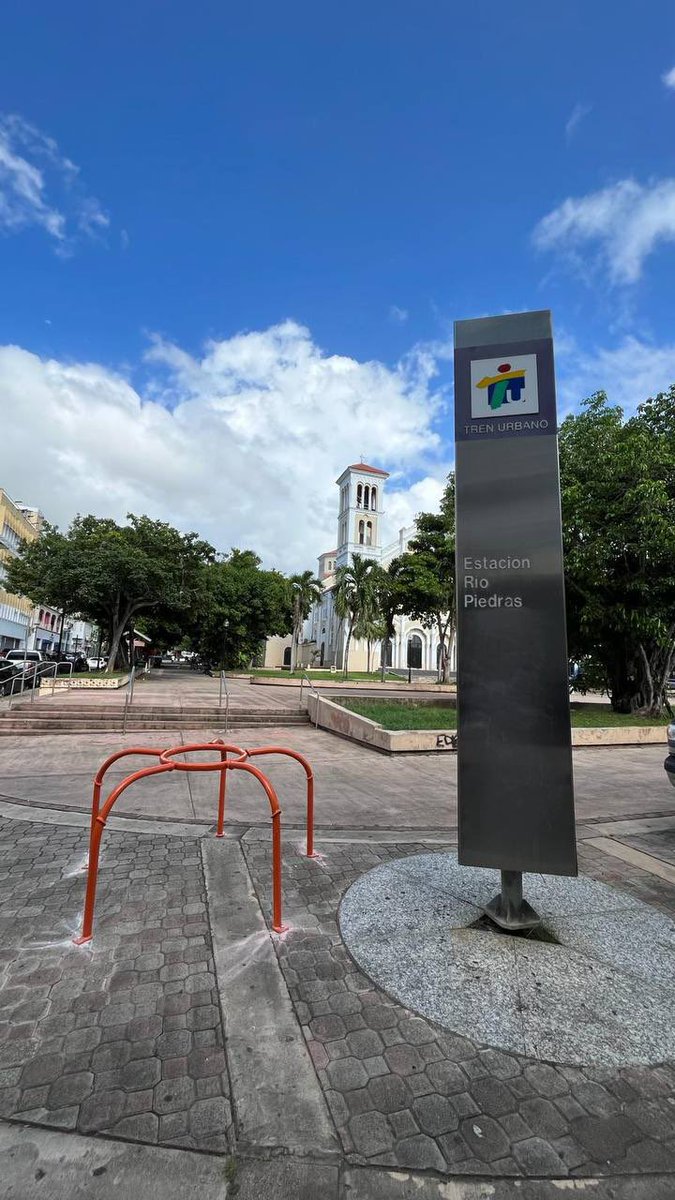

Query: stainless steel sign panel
[454,310,577,876]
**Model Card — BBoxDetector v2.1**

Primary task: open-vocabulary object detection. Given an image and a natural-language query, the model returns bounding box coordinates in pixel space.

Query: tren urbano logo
[470,353,539,419]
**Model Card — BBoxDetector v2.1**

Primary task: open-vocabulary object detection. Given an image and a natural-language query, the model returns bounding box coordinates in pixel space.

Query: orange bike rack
[73,738,316,945]
[243,747,318,858]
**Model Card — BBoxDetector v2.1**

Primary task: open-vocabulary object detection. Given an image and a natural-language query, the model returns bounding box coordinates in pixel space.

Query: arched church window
[364,485,370,509]
[371,487,377,511]
[407,633,423,670]
[356,484,363,508]
[365,521,373,546]
[358,520,365,544]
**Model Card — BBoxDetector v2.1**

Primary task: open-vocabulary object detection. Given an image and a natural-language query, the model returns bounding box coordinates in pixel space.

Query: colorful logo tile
[470,354,539,419]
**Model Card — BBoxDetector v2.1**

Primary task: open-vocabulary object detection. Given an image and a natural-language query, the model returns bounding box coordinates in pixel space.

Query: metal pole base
[484,870,541,932]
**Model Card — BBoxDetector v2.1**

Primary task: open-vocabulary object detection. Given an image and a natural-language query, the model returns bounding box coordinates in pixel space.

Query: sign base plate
[483,870,541,931]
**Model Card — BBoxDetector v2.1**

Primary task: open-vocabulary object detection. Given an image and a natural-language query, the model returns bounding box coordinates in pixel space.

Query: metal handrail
[219,670,230,734]
[122,666,136,735]
[1,657,74,710]
[300,671,321,729]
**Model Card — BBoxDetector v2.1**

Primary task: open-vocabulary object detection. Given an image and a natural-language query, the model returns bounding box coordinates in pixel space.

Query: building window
[365,521,373,546]
[358,520,365,544]
[364,485,370,510]
[371,486,377,511]
[356,484,363,508]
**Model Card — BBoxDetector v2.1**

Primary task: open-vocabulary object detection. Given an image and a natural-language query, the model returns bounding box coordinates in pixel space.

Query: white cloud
[556,333,675,416]
[0,113,109,250]
[0,321,448,572]
[663,65,675,90]
[564,102,592,140]
[389,305,409,323]
[533,178,675,284]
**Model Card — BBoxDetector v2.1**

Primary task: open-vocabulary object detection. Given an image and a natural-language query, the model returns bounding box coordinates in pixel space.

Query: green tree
[288,570,323,672]
[333,553,377,677]
[559,390,675,714]
[370,560,407,681]
[197,550,291,670]
[396,476,456,681]
[6,514,214,671]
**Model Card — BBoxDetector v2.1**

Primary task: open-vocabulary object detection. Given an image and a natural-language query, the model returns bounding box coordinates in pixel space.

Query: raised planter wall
[307,695,668,754]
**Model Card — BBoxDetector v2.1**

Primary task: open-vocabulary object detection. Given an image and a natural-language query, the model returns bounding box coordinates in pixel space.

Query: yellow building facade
[0,489,40,650]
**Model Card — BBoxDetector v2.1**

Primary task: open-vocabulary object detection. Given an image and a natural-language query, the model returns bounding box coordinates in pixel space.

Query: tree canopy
[394,475,456,681]
[559,389,675,714]
[196,550,291,670]
[6,514,214,671]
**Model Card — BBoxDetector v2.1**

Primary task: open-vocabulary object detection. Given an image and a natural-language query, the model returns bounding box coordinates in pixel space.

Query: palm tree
[371,560,405,681]
[334,554,377,677]
[288,571,323,672]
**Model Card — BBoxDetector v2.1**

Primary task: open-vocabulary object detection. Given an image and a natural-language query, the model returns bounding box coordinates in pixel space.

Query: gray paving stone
[78,1088,126,1132]
[46,1071,94,1107]
[572,1112,642,1160]
[326,1056,369,1092]
[349,1110,394,1156]
[396,1133,446,1171]
[121,1058,162,1091]
[520,1096,568,1140]
[367,1073,412,1114]
[153,1077,196,1115]
[412,1093,459,1136]
[188,1096,231,1139]
[460,1115,511,1162]
[112,1112,160,1142]
[20,1054,64,1088]
[512,1136,569,1175]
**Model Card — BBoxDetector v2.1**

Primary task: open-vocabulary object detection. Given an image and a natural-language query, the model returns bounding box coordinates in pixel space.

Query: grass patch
[338,698,666,731]
[339,698,457,730]
[568,703,665,727]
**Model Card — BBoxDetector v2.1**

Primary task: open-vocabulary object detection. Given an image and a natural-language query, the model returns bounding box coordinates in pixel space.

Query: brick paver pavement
[242,830,675,1178]
[0,818,232,1153]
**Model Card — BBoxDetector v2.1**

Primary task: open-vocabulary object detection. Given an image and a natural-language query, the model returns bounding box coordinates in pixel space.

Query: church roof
[339,462,389,479]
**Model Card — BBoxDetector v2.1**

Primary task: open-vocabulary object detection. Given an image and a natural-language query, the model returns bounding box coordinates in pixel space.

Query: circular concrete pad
[339,853,675,1067]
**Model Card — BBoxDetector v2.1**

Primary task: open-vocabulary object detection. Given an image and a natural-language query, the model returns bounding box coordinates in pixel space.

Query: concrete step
[2,711,301,722]
[0,716,310,735]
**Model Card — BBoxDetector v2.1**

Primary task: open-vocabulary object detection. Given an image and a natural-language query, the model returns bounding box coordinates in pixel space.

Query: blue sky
[1,1,675,569]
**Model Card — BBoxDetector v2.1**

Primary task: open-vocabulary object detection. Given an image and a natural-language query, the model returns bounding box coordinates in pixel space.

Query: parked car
[665,722,675,789]
[2,651,40,689]
[61,652,89,673]
[0,659,24,696]
[87,656,107,671]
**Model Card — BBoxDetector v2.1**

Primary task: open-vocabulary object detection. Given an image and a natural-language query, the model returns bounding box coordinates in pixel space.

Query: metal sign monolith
[454,310,576,890]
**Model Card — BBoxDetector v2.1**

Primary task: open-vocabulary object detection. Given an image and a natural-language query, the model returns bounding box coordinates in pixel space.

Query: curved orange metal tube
[75,748,288,945]
[189,740,247,837]
[74,761,177,945]
[244,746,317,858]
[159,747,287,934]
[90,746,165,824]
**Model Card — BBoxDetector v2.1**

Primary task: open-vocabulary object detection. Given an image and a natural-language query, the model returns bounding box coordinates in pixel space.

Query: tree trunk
[366,640,372,675]
[105,605,134,673]
[106,625,126,673]
[343,626,353,678]
[380,636,388,682]
[290,626,298,673]
[436,614,448,683]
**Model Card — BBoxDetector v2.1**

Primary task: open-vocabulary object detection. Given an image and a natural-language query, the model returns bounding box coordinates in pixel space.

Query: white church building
[266,462,457,674]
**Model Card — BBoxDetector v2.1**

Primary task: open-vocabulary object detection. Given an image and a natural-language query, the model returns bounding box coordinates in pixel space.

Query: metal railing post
[218,671,229,734]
